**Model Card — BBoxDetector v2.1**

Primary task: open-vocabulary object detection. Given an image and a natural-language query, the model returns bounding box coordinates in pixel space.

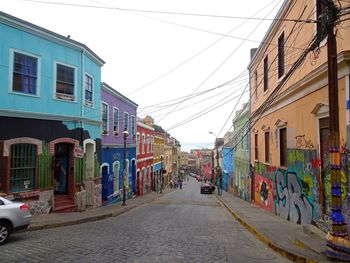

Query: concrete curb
[27,191,173,232]
[215,195,318,263]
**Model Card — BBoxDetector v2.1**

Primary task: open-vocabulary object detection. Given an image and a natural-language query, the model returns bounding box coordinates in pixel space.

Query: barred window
[10,144,36,193]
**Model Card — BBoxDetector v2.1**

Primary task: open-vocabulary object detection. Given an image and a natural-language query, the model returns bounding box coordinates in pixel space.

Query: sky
[0,0,283,149]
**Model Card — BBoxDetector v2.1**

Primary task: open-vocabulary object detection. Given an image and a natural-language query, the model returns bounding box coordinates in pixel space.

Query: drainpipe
[81,50,85,143]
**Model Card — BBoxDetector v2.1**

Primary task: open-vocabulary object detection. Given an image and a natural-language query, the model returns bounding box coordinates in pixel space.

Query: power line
[155,0,283,125]
[126,0,281,96]
[17,0,317,23]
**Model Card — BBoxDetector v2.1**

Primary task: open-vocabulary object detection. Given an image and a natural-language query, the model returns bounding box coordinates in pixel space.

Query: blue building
[222,132,234,193]
[0,11,104,213]
[101,83,138,205]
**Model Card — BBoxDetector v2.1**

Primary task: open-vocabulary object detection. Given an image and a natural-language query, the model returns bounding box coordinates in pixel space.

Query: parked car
[200,182,216,194]
[0,196,32,246]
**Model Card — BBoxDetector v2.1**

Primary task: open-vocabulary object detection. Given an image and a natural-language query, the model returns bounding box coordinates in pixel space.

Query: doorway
[54,143,71,194]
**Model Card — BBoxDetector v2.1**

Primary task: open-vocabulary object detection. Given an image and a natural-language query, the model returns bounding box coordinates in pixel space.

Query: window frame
[9,48,41,97]
[9,143,37,193]
[136,133,140,154]
[84,73,94,107]
[254,71,258,101]
[264,131,270,163]
[278,31,285,80]
[124,112,129,132]
[131,115,136,137]
[54,61,77,102]
[142,133,145,154]
[279,127,287,167]
[113,107,120,136]
[263,55,269,93]
[101,102,109,135]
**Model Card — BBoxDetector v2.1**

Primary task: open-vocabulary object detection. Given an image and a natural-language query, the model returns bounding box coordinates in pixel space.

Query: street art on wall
[275,169,313,224]
[253,149,322,224]
[254,173,274,212]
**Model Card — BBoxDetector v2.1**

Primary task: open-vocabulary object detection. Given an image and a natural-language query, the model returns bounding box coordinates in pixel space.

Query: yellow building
[154,132,165,191]
[248,0,350,226]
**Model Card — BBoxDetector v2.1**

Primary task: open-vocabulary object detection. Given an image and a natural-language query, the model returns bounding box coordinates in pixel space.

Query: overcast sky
[1,0,283,150]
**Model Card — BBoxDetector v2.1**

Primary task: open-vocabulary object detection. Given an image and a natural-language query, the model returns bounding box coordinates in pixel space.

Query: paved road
[0,178,290,262]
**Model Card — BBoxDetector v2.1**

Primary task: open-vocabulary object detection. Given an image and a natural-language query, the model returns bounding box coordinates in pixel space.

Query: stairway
[53,194,77,213]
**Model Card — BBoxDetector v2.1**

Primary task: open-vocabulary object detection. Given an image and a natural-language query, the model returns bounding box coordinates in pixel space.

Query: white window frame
[142,133,145,154]
[147,135,150,153]
[101,101,109,135]
[84,72,94,107]
[9,48,41,97]
[124,112,129,132]
[131,115,136,137]
[53,61,77,102]
[113,107,120,136]
[136,132,140,154]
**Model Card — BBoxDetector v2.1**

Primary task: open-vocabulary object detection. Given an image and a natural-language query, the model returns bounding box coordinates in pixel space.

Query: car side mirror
[0,200,4,205]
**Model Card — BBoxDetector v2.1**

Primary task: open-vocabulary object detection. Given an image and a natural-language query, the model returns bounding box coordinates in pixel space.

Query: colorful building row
[0,11,182,214]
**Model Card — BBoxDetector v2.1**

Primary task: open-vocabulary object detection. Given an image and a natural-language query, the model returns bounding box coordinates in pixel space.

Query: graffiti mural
[253,149,322,224]
[254,173,274,212]
[275,169,313,224]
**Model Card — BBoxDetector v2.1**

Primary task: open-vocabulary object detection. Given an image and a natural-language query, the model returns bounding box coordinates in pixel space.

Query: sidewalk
[216,191,330,263]
[28,188,174,231]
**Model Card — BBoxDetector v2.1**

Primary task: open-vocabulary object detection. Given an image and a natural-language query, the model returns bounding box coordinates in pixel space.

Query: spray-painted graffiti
[253,149,321,224]
[275,169,313,224]
[295,135,315,149]
[254,173,274,212]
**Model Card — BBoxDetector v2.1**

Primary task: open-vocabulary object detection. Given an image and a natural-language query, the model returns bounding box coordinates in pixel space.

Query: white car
[0,196,32,245]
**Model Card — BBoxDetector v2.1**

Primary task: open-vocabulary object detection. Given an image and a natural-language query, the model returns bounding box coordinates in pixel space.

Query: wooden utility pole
[325,0,350,260]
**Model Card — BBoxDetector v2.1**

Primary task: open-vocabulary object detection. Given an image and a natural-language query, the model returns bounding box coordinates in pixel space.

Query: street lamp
[209,131,221,195]
[122,130,129,206]
[160,155,163,193]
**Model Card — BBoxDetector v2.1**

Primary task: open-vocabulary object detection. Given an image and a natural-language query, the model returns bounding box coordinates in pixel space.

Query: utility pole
[215,140,222,196]
[324,0,349,260]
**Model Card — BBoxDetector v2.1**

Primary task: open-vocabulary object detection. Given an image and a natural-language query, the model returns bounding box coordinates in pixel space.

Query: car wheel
[0,222,11,246]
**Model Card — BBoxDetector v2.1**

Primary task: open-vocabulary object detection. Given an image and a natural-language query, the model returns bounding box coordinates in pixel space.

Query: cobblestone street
[0,178,289,262]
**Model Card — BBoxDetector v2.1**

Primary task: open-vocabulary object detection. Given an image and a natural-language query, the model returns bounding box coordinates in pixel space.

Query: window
[85,74,93,106]
[131,115,136,137]
[151,136,154,153]
[264,131,270,163]
[254,133,258,160]
[278,32,285,79]
[136,133,140,154]
[146,135,150,153]
[113,161,120,192]
[56,63,75,100]
[142,134,145,153]
[113,108,119,135]
[279,128,287,166]
[102,103,108,134]
[10,144,36,192]
[263,56,268,92]
[124,112,129,132]
[12,52,38,95]
[254,71,258,101]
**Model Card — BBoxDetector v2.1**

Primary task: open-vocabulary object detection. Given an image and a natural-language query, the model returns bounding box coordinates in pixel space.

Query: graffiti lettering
[275,169,313,224]
[288,150,305,164]
[295,135,314,149]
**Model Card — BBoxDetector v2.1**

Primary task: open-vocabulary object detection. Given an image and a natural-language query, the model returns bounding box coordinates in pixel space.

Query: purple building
[100,82,138,204]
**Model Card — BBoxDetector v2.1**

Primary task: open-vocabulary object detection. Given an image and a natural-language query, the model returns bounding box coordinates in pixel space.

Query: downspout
[81,50,85,143]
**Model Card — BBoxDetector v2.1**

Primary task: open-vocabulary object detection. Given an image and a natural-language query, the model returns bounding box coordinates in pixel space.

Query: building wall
[233,108,251,200]
[222,147,234,193]
[136,122,154,195]
[100,84,137,203]
[248,0,350,224]
[0,12,103,213]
